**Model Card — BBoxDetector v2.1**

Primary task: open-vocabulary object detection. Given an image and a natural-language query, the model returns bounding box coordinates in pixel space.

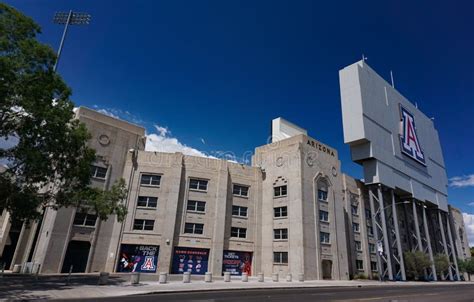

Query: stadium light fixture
[53,10,91,72]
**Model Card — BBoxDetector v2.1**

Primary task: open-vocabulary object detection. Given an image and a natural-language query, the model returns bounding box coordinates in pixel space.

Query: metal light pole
[53,10,91,72]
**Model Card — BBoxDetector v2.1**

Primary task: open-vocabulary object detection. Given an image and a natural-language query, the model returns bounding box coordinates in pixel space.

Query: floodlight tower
[53,10,91,72]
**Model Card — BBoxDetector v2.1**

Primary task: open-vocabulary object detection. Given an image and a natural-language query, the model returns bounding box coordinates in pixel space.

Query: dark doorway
[1,220,23,270]
[322,260,333,280]
[61,241,91,273]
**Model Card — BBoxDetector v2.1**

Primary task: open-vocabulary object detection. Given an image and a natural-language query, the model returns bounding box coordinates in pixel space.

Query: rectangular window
[319,210,329,222]
[133,219,154,231]
[317,189,328,201]
[230,227,247,238]
[140,174,161,186]
[367,226,374,236]
[189,178,208,191]
[137,196,158,208]
[73,212,97,227]
[369,243,376,254]
[352,222,360,233]
[232,205,248,217]
[365,209,372,219]
[274,228,288,240]
[371,261,378,272]
[274,206,288,218]
[187,200,206,212]
[351,205,358,215]
[184,223,204,234]
[320,232,330,244]
[273,252,288,264]
[356,260,364,270]
[233,184,249,197]
[274,185,287,197]
[90,165,107,179]
[355,240,362,251]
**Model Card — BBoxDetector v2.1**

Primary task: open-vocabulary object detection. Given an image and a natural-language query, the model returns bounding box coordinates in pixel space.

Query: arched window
[317,178,329,202]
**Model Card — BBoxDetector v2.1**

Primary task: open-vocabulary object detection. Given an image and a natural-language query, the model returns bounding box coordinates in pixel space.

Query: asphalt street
[54,284,474,302]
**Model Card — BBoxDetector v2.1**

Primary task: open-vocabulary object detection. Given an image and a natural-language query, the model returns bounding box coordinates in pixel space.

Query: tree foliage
[404,251,432,280]
[0,3,127,222]
[433,254,450,277]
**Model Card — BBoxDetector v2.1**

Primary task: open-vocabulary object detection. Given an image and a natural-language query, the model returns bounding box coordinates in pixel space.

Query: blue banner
[117,244,159,273]
[222,250,252,276]
[171,247,209,275]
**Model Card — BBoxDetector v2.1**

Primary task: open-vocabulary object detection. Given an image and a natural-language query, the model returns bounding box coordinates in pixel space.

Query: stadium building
[0,61,470,281]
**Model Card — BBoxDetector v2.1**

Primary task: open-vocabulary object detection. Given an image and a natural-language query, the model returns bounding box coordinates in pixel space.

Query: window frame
[233,184,249,197]
[351,204,359,216]
[187,200,206,213]
[90,165,107,180]
[273,206,288,218]
[317,189,328,202]
[189,178,208,192]
[140,174,162,187]
[355,240,362,251]
[369,243,376,254]
[136,196,158,208]
[320,231,330,244]
[356,260,364,271]
[371,261,378,272]
[352,222,360,233]
[273,185,288,198]
[232,205,248,217]
[73,212,98,227]
[184,223,204,234]
[133,219,155,231]
[319,210,329,222]
[230,227,247,238]
[273,252,288,264]
[273,228,288,240]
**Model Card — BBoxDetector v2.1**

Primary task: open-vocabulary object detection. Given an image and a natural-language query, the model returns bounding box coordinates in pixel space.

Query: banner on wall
[171,247,209,275]
[222,250,252,276]
[117,244,159,273]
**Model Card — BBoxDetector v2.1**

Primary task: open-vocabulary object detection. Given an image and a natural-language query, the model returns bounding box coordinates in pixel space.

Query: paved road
[55,284,474,302]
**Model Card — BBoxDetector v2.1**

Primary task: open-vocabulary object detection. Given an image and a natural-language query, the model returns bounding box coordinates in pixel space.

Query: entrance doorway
[61,241,91,273]
[322,260,333,279]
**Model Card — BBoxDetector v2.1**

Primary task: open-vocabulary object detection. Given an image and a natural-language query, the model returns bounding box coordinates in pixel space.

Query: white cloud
[449,174,474,188]
[468,202,474,207]
[96,108,119,119]
[145,124,214,158]
[462,213,474,246]
[92,105,144,125]
[200,138,206,145]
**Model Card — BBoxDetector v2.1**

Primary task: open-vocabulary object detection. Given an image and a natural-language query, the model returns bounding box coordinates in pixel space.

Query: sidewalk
[1,273,474,301]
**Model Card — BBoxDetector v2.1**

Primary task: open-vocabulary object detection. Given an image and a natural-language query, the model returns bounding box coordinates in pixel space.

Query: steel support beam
[412,201,423,252]
[446,215,460,280]
[369,188,383,281]
[391,190,406,281]
[377,186,393,280]
[422,206,437,281]
[438,211,453,280]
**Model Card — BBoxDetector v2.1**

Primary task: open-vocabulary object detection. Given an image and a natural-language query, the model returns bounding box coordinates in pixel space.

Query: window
[133,219,154,231]
[273,252,288,264]
[184,223,204,234]
[317,189,328,201]
[365,209,372,219]
[352,222,360,233]
[355,241,362,251]
[137,196,158,208]
[351,205,358,215]
[371,261,378,272]
[356,260,364,271]
[274,206,288,218]
[274,185,287,197]
[140,174,161,186]
[231,227,247,238]
[187,200,206,212]
[274,228,288,240]
[73,212,97,227]
[319,210,329,222]
[233,184,249,197]
[367,226,374,236]
[320,232,330,244]
[189,179,208,191]
[232,205,248,217]
[369,243,376,254]
[90,165,107,179]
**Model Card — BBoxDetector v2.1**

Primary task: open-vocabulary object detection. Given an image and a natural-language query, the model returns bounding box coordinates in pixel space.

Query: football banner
[171,247,209,275]
[222,250,252,276]
[117,244,159,273]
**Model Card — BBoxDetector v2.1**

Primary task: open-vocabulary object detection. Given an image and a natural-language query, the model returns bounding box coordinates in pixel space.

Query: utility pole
[53,10,91,72]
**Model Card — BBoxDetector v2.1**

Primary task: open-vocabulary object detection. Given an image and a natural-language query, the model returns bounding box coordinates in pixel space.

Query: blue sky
[7,1,474,217]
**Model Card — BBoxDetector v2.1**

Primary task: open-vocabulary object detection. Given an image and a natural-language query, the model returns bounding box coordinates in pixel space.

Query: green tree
[470,247,474,257]
[458,258,474,281]
[404,251,432,280]
[433,254,450,279]
[0,4,127,222]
